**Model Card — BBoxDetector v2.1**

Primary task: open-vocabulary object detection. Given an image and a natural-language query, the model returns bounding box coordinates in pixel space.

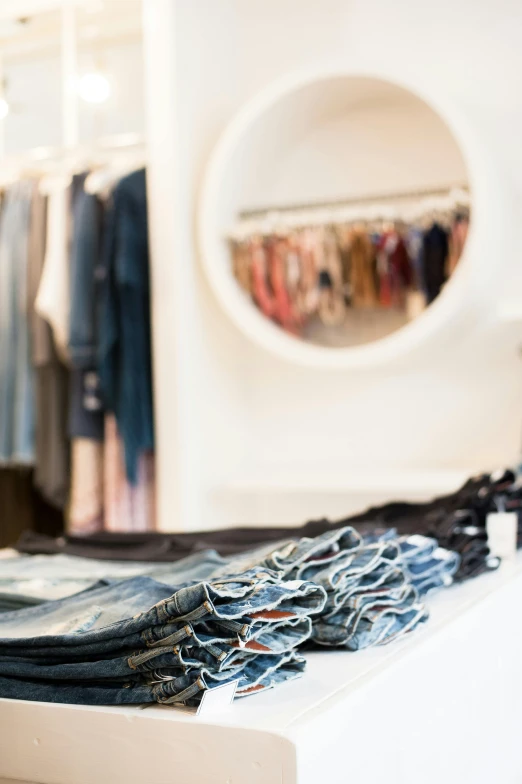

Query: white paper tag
[196,680,239,717]
[486,512,518,559]
[407,535,428,547]
[283,580,306,590]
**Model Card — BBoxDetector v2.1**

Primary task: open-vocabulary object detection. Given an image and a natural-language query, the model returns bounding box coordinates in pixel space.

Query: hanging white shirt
[35,173,72,363]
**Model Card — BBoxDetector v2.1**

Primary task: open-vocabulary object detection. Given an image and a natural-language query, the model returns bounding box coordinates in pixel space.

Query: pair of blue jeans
[0,651,307,706]
[0,570,326,706]
[222,527,430,651]
[397,534,461,595]
[0,549,227,606]
[0,181,35,464]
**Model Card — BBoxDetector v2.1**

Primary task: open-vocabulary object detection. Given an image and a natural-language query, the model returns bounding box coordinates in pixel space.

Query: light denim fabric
[0,650,306,706]
[0,181,35,463]
[216,527,362,580]
[0,571,326,651]
[313,584,428,649]
[397,534,461,595]
[0,572,323,706]
[0,550,228,605]
[216,527,429,652]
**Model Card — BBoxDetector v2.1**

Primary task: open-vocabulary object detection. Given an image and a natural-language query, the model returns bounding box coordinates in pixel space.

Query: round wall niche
[199,70,477,368]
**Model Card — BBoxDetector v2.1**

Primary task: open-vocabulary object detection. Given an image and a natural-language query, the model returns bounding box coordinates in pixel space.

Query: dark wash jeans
[0,571,326,650]
[0,569,325,705]
[0,651,307,706]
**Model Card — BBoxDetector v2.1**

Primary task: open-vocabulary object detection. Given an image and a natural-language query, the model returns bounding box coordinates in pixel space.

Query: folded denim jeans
[0,550,227,605]
[0,572,326,650]
[0,567,323,706]
[313,587,428,649]
[294,540,401,594]
[216,527,362,581]
[0,616,313,681]
[397,535,461,595]
[0,651,307,707]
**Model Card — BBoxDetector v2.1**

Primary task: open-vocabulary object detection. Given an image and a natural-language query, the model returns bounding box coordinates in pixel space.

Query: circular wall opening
[199,71,475,368]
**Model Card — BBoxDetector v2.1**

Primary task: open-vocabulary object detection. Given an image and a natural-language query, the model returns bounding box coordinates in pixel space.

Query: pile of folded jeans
[217,527,459,651]
[0,523,467,707]
[0,568,327,706]
[0,549,228,611]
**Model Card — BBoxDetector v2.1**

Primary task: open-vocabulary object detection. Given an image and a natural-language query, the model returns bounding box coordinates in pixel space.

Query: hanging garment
[447,214,469,276]
[250,238,275,319]
[66,174,105,532]
[268,239,301,333]
[293,229,318,317]
[68,438,104,534]
[0,181,35,464]
[231,241,252,295]
[35,175,71,362]
[285,237,301,299]
[377,232,412,308]
[98,169,154,484]
[405,226,424,292]
[27,184,70,508]
[317,230,346,326]
[349,229,378,307]
[68,174,104,442]
[104,414,155,532]
[421,222,449,304]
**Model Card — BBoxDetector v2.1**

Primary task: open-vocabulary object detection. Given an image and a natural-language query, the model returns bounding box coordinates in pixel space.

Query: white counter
[1,556,522,784]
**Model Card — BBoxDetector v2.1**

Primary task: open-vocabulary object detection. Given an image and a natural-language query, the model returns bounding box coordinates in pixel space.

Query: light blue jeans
[0,181,35,464]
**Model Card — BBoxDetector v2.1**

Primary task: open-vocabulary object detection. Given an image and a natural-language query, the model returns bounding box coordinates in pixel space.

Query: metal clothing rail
[0,132,146,165]
[239,183,470,220]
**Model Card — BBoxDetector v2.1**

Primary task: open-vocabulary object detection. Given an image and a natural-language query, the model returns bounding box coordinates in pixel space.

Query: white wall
[3,39,144,153]
[234,87,468,212]
[147,0,522,530]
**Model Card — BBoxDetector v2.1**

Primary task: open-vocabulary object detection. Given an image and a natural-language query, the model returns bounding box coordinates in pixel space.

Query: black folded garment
[16,470,520,582]
[334,469,518,580]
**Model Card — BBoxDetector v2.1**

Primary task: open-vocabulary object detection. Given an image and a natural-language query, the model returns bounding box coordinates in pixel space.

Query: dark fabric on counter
[16,470,517,582]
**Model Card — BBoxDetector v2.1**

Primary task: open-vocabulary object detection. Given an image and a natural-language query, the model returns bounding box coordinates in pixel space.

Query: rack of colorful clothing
[0,137,155,537]
[228,185,470,336]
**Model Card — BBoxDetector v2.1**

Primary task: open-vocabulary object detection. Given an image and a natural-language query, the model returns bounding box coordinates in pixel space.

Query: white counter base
[1,556,522,784]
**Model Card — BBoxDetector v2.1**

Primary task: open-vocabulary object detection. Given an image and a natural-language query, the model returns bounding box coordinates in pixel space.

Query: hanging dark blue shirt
[97,169,154,483]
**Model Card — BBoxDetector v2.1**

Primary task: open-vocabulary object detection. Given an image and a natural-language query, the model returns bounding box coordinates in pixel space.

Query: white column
[61,2,79,149]
[0,56,6,159]
[142,0,192,532]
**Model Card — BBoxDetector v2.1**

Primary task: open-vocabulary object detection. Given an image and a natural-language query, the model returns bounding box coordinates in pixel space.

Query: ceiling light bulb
[0,99,9,120]
[77,72,111,104]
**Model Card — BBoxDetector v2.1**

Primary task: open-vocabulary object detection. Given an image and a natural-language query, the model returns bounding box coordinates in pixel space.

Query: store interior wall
[155,0,522,530]
[3,39,144,152]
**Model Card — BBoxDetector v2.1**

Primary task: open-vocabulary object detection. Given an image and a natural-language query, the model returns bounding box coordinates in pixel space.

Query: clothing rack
[229,183,471,240]
[239,184,470,220]
[0,132,145,165]
[0,132,147,186]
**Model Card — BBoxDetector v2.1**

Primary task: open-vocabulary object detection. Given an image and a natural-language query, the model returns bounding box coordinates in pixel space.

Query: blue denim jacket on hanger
[97,168,154,482]
[68,174,105,441]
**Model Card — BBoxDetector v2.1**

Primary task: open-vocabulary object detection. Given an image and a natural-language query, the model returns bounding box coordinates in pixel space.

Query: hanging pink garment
[250,239,275,319]
[68,439,104,534]
[104,414,156,532]
[268,239,301,334]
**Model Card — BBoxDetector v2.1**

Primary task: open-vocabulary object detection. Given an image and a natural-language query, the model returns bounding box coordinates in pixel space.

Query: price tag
[486,512,518,559]
[169,679,239,717]
[196,679,239,717]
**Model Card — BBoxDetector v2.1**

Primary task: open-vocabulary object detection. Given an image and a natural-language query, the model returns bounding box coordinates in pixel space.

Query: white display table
[1,557,522,784]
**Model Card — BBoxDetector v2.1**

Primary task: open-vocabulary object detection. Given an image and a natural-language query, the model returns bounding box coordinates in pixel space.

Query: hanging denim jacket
[97,169,154,483]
